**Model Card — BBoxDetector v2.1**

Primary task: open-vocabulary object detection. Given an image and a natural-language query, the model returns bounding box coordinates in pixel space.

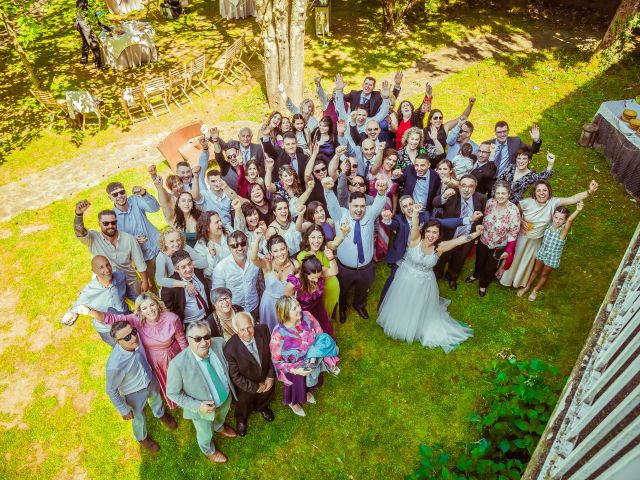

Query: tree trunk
[256,0,307,110]
[597,0,640,52]
[382,0,396,32]
[0,9,41,90]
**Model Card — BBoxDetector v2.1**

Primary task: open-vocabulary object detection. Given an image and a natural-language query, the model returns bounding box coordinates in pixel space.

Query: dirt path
[0,28,595,223]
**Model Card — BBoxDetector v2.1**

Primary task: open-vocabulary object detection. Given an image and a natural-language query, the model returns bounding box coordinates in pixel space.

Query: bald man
[61,255,138,346]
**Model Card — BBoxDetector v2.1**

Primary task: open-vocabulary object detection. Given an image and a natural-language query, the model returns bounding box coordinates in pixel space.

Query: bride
[377,205,482,352]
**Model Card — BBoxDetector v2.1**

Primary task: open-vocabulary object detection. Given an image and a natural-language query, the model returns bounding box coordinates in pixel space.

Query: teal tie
[203,356,228,405]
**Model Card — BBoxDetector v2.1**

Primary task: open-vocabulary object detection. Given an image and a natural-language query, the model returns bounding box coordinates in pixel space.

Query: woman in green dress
[296,223,349,321]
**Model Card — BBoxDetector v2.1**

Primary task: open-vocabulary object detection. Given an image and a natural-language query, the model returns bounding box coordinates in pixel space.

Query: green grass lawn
[1,41,639,479]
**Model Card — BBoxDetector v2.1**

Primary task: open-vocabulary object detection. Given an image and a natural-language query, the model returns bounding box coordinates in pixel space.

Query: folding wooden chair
[168,64,193,109]
[228,34,250,77]
[143,76,172,119]
[244,34,264,63]
[30,89,70,128]
[189,54,213,97]
[121,86,150,124]
[210,47,236,86]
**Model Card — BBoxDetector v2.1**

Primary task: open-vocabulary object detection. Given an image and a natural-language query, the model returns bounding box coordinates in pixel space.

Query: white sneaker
[289,404,306,417]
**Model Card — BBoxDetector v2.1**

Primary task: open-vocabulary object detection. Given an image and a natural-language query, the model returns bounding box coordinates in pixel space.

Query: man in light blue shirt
[195,169,237,227]
[324,176,388,322]
[107,182,160,288]
[446,120,478,160]
[61,255,138,346]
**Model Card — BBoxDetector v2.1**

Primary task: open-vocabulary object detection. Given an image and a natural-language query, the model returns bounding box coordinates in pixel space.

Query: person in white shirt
[212,231,260,318]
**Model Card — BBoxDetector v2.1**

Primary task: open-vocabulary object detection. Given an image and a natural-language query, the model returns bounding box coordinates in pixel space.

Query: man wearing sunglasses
[74,200,149,294]
[105,320,177,452]
[106,182,160,290]
[167,320,237,464]
[212,231,260,319]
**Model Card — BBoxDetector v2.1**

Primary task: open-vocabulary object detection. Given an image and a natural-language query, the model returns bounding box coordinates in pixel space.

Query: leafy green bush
[408,358,564,479]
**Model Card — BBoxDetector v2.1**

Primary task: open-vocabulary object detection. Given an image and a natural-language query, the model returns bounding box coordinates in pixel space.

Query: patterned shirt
[480,199,521,249]
[495,164,554,204]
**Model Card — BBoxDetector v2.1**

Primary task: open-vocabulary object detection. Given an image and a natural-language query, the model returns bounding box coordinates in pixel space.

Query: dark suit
[345,86,401,116]
[220,140,265,167]
[223,325,275,424]
[261,140,309,182]
[433,191,486,281]
[470,161,497,196]
[483,136,542,173]
[161,271,212,322]
[379,212,464,305]
[393,166,441,213]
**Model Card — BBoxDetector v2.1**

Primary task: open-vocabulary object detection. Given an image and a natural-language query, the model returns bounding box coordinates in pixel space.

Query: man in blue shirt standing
[107,182,160,290]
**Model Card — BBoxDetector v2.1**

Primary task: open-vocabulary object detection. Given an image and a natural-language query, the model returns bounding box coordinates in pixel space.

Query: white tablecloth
[220,0,256,19]
[98,21,157,70]
[66,91,100,120]
[595,99,640,149]
[105,0,143,15]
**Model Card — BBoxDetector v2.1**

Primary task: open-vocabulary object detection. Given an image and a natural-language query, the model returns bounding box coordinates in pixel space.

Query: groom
[323,176,388,322]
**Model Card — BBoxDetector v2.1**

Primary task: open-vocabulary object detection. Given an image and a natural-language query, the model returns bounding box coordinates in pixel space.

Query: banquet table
[219,0,256,19]
[105,0,143,15]
[593,99,640,199]
[98,21,157,70]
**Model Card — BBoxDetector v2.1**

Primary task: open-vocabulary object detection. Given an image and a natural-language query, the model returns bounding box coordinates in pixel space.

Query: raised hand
[153,175,163,188]
[313,76,322,86]
[147,164,157,178]
[306,179,315,191]
[392,168,402,178]
[457,115,467,127]
[381,209,393,222]
[394,71,403,87]
[576,200,584,211]
[192,165,202,176]
[444,188,456,199]
[321,177,335,190]
[588,180,599,194]
[341,159,351,175]
[60,311,79,326]
[376,142,385,153]
[425,82,433,97]
[336,119,347,135]
[231,197,242,210]
[428,126,438,140]
[469,97,476,106]
[132,186,145,196]
[75,200,91,215]
[260,120,271,137]
[339,221,351,236]
[296,203,307,216]
[264,156,275,170]
[198,134,208,149]
[254,225,265,238]
[258,220,268,231]
[311,142,320,157]
[335,144,347,156]
[208,126,219,142]
[349,111,358,125]
[530,124,540,142]
[381,80,391,99]
[546,152,556,166]
[335,73,345,90]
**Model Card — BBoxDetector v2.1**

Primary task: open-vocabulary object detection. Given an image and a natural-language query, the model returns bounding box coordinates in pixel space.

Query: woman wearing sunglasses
[423,97,475,167]
[77,292,187,409]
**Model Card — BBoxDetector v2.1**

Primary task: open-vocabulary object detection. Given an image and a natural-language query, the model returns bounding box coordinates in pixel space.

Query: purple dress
[320,221,335,241]
[287,274,335,339]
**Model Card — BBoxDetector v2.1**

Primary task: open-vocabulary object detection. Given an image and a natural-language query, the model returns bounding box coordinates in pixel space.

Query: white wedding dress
[377,244,473,352]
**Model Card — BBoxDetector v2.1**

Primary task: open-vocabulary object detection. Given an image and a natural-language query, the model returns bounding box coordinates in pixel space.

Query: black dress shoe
[478,288,487,297]
[236,422,247,437]
[465,276,477,284]
[448,279,458,291]
[339,307,347,324]
[353,305,369,319]
[261,408,275,422]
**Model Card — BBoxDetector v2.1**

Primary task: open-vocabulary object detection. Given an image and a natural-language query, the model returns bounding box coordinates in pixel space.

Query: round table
[98,21,157,70]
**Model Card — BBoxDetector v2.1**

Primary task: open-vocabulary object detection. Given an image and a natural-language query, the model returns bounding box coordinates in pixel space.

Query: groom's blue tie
[354,219,365,264]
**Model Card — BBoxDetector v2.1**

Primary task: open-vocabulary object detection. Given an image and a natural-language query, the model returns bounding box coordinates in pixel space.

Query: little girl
[292,113,311,156]
[276,116,292,147]
[238,159,264,199]
[518,201,584,301]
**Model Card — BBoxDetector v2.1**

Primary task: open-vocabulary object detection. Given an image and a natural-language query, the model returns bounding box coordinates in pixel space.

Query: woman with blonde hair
[76,292,187,408]
[155,227,207,291]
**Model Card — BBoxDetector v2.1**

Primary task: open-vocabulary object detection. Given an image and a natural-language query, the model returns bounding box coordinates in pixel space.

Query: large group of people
[61,72,597,464]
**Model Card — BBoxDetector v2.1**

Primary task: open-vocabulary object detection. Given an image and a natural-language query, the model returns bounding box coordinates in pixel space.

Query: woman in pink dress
[369,145,399,261]
[77,292,187,409]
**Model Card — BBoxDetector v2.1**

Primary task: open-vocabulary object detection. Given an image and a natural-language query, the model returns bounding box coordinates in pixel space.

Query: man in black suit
[343,72,403,116]
[393,154,441,213]
[432,175,486,290]
[470,142,497,196]
[485,121,542,178]
[160,250,212,323]
[223,312,275,437]
[261,130,309,182]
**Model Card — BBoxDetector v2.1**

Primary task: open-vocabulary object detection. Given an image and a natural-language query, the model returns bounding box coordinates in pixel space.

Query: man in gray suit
[166,320,237,464]
[105,320,178,452]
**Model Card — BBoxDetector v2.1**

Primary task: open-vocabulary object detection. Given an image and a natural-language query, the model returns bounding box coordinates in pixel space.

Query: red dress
[395,117,412,150]
[103,311,187,409]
